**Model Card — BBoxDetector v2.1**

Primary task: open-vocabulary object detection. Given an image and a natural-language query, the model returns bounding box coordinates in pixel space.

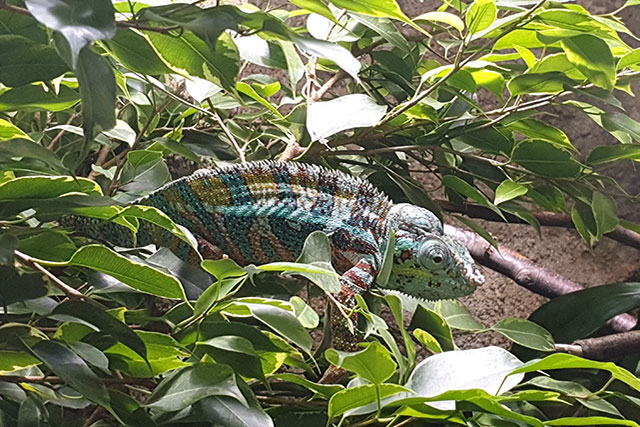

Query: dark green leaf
[146,363,243,411]
[104,29,173,75]
[511,140,582,178]
[409,305,454,351]
[26,0,115,67]
[53,301,147,360]
[65,244,185,299]
[509,353,640,392]
[587,144,640,164]
[0,85,80,112]
[73,46,116,140]
[197,336,265,380]
[0,267,47,305]
[508,72,573,95]
[0,35,68,87]
[491,318,555,351]
[443,175,505,219]
[530,282,640,343]
[507,119,574,150]
[591,191,618,238]
[29,340,111,410]
[436,300,485,331]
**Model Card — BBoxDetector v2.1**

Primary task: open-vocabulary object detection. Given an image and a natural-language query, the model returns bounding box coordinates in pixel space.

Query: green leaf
[466,0,497,34]
[591,191,618,238]
[72,46,116,140]
[328,384,409,418]
[617,48,640,70]
[187,395,275,427]
[409,305,454,351]
[508,72,572,95]
[326,342,397,384]
[234,302,313,354]
[530,282,640,343]
[436,300,485,331]
[146,363,244,411]
[413,328,443,353]
[415,11,464,33]
[509,353,640,392]
[442,175,504,219]
[491,318,555,351]
[514,45,536,68]
[53,301,147,360]
[63,244,185,299]
[106,331,189,376]
[290,0,337,23]
[0,84,80,112]
[307,94,386,140]
[511,140,582,178]
[148,30,238,94]
[494,180,528,205]
[104,29,173,75]
[571,201,597,246]
[507,119,574,150]
[29,340,111,410]
[272,373,344,398]
[601,112,640,143]
[0,176,101,201]
[290,296,320,329]
[194,320,282,353]
[561,35,616,91]
[201,258,246,280]
[66,341,110,374]
[25,0,116,67]
[0,350,41,373]
[328,0,424,34]
[0,35,68,87]
[454,126,513,154]
[293,231,341,293]
[197,336,265,380]
[237,82,283,118]
[587,144,640,164]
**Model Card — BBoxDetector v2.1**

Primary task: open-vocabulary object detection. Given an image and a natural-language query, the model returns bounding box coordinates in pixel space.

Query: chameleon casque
[64,161,484,357]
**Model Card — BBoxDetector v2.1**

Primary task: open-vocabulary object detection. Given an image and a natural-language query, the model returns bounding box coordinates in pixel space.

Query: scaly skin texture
[63,161,484,353]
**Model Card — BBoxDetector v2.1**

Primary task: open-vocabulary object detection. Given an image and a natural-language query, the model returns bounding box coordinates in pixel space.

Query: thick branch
[439,200,640,251]
[556,331,640,360]
[445,225,638,333]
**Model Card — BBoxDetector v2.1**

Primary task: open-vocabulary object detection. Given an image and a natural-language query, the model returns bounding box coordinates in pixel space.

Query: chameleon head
[385,204,484,300]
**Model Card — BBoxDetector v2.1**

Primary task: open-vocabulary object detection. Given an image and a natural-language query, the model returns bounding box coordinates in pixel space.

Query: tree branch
[556,331,640,360]
[445,225,638,333]
[14,251,86,301]
[439,200,640,251]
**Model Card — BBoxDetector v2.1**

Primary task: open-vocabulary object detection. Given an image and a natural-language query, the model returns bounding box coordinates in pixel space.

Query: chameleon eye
[417,238,452,270]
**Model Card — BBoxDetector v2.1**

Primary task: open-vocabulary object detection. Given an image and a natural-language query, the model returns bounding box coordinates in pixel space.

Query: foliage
[1,0,640,425]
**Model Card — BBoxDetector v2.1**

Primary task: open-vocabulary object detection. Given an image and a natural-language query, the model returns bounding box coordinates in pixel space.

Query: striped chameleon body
[64,161,484,354]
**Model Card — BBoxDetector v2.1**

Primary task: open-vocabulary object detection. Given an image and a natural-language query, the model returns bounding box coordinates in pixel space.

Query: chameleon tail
[60,214,200,263]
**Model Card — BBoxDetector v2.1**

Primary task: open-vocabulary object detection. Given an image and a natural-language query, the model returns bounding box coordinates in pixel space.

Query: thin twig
[206,97,246,163]
[14,251,85,301]
[47,112,80,150]
[0,375,156,387]
[310,70,345,102]
[88,144,112,181]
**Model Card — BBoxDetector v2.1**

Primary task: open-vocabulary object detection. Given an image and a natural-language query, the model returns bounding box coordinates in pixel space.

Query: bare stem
[14,251,85,301]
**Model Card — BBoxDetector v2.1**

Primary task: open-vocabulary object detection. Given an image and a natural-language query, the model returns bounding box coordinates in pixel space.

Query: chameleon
[62,161,484,355]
